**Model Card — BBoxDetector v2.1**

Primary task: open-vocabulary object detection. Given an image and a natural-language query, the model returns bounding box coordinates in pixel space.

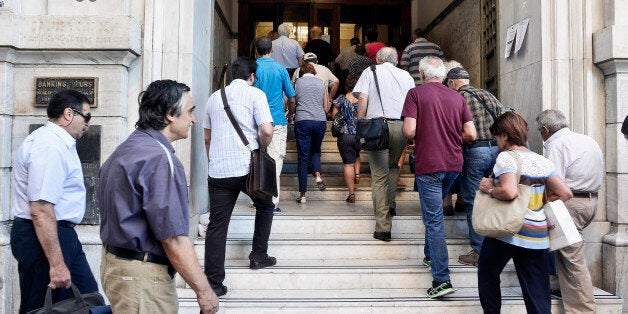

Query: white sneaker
[296,196,306,203]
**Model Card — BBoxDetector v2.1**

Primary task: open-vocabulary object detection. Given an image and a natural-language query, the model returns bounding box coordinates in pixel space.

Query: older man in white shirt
[353,47,415,242]
[536,109,603,314]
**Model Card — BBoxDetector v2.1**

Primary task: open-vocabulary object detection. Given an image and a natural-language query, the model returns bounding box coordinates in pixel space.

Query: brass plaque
[35,77,98,107]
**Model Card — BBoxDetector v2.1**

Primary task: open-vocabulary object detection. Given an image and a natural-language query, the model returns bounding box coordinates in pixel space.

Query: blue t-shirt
[254,58,296,126]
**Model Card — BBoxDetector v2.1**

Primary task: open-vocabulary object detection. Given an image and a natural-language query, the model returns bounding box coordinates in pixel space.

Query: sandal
[354,174,361,184]
[346,193,356,203]
[316,180,326,191]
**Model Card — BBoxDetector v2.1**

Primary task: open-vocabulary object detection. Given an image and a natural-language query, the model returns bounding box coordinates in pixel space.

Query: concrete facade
[0,0,626,312]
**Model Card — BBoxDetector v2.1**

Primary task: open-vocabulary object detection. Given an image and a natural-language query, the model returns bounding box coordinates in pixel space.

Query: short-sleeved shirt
[12,121,86,223]
[458,85,504,141]
[543,128,603,192]
[272,35,304,69]
[204,79,274,178]
[353,62,415,119]
[333,94,359,135]
[335,45,358,70]
[255,57,296,126]
[366,42,385,62]
[294,74,327,122]
[401,82,473,175]
[292,62,339,91]
[348,55,374,75]
[493,150,556,250]
[304,39,334,67]
[400,38,444,85]
[99,128,190,257]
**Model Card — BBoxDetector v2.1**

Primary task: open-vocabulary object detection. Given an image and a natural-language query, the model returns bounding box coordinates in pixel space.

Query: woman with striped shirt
[476,112,572,314]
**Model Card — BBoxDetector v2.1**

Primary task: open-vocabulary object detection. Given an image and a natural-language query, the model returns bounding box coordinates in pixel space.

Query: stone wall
[212,2,237,91]
[425,0,483,89]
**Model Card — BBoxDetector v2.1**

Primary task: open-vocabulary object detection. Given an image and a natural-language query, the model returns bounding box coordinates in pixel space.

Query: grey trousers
[366,121,406,233]
[556,196,597,314]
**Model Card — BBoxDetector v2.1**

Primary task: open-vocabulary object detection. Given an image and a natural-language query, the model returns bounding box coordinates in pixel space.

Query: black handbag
[355,65,391,151]
[26,286,111,314]
[221,88,277,200]
[331,110,345,137]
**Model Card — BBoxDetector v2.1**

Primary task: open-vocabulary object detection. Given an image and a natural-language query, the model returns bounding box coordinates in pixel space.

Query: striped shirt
[458,85,504,141]
[400,38,444,86]
[204,79,274,178]
[294,74,326,122]
[493,150,556,250]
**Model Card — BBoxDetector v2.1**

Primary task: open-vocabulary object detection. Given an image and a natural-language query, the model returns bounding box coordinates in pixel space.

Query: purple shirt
[401,82,473,175]
[98,128,189,257]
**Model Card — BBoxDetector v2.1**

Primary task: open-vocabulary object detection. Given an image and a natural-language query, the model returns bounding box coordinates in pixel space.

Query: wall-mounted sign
[35,77,98,107]
[505,18,530,58]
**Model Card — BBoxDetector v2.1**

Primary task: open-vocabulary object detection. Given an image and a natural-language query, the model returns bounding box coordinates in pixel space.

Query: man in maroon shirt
[401,56,477,298]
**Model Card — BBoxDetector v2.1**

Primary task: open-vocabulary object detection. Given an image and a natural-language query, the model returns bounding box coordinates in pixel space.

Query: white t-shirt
[352,62,415,119]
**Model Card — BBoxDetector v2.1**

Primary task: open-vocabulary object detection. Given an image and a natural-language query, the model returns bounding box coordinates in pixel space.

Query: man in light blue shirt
[254,36,296,213]
[272,22,304,78]
[11,90,98,313]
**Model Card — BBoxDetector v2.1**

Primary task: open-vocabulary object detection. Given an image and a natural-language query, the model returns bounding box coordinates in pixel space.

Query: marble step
[279,173,417,187]
[176,287,623,313]
[194,234,475,262]
[278,188,419,201]
[188,259,518,291]
[284,149,413,163]
[282,161,412,174]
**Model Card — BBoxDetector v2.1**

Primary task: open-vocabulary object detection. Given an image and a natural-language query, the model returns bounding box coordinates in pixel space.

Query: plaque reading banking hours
[35,77,98,107]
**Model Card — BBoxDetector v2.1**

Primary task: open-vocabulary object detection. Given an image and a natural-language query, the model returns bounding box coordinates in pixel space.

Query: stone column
[594,0,628,308]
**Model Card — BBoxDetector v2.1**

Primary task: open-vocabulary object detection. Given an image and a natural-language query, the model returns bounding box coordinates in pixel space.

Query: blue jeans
[294,120,327,193]
[416,171,459,283]
[460,145,499,253]
[11,220,98,314]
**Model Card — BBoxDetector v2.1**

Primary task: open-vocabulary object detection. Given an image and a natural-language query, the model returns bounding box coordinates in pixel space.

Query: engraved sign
[29,124,102,225]
[35,77,98,107]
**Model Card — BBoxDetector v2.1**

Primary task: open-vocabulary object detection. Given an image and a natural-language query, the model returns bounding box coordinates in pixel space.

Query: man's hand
[198,289,219,314]
[49,263,72,289]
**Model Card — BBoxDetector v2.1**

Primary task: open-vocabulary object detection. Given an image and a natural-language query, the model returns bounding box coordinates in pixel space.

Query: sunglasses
[72,108,91,123]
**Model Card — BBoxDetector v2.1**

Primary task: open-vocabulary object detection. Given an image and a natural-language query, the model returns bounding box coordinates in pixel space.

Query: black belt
[385,118,402,121]
[105,245,171,266]
[572,192,598,198]
[465,140,497,149]
[14,217,76,228]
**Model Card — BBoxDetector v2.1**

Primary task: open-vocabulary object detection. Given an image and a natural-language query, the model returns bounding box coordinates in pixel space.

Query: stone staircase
[180,122,624,313]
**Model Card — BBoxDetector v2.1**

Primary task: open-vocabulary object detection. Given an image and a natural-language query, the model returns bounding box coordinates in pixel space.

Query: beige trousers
[556,196,597,314]
[267,125,287,208]
[101,247,178,314]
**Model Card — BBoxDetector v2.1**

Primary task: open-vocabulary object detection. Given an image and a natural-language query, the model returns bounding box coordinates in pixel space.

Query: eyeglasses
[72,108,91,123]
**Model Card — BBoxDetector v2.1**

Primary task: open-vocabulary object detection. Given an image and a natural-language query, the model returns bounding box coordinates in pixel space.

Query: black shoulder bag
[355,65,390,151]
[221,88,277,200]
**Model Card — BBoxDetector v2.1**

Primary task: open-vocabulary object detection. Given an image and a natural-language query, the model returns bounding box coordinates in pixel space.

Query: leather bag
[355,65,391,151]
[26,285,111,314]
[545,199,583,251]
[472,150,531,238]
[221,88,277,200]
[331,111,345,138]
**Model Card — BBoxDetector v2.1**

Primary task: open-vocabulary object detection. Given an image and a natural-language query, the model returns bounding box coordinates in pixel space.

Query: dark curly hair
[136,80,190,130]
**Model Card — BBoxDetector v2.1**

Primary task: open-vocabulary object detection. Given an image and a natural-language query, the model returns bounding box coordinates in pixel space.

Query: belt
[385,118,402,121]
[105,245,171,266]
[465,140,497,149]
[14,217,76,228]
[572,192,598,198]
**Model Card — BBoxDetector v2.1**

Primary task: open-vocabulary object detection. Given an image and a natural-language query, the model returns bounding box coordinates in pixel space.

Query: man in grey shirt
[99,80,218,313]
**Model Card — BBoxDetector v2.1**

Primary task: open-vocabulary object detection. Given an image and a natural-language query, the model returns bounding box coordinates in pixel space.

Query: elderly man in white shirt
[536,109,603,314]
[203,56,276,298]
[353,47,415,241]
[272,22,304,78]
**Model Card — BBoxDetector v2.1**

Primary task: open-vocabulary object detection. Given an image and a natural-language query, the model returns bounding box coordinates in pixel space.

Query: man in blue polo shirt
[254,36,296,213]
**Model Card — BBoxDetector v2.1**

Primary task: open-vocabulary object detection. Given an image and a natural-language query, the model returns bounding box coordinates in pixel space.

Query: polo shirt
[12,121,86,223]
[98,128,189,257]
[255,57,296,126]
[400,38,444,85]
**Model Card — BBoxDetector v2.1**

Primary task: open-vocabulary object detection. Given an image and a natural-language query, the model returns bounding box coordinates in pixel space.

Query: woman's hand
[479,177,494,193]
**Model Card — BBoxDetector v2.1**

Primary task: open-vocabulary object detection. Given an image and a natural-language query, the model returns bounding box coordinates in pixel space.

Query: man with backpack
[445,65,506,267]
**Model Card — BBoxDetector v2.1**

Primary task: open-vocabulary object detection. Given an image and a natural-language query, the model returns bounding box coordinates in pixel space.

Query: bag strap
[221,87,251,150]
[369,65,387,119]
[461,89,498,121]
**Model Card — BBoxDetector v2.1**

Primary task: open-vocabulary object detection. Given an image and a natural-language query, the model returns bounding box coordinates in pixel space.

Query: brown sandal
[354,174,361,184]
[346,193,356,203]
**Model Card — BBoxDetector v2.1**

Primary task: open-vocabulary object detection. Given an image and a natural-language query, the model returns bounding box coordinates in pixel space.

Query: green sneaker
[427,280,454,298]
[422,257,431,269]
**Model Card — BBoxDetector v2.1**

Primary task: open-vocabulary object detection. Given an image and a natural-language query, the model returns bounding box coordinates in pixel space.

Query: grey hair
[278,23,291,37]
[419,56,447,80]
[376,47,398,65]
[535,109,569,133]
[445,60,463,73]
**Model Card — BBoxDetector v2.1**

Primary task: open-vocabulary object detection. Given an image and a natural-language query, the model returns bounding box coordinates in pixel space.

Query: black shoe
[389,207,397,217]
[373,231,392,242]
[443,205,454,216]
[249,256,277,270]
[211,284,228,297]
[454,202,465,212]
[550,289,562,298]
